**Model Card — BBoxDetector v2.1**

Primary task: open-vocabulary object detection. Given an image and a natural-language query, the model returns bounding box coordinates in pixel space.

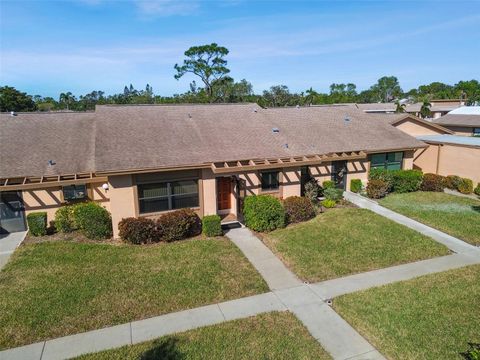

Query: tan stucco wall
[23,182,110,224]
[395,119,446,137]
[109,175,137,238]
[309,163,332,185]
[346,159,370,190]
[445,126,474,137]
[414,144,480,184]
[280,168,301,198]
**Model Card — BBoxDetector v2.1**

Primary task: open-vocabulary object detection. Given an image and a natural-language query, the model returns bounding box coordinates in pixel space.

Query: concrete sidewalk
[0,231,26,270]
[344,191,480,255]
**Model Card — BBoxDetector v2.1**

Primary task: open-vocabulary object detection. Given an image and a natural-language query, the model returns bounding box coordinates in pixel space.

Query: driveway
[0,231,27,270]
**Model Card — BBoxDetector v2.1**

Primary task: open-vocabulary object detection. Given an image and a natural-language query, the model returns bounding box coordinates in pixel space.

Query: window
[473,128,480,137]
[370,152,403,170]
[261,171,279,190]
[63,184,87,201]
[138,180,199,214]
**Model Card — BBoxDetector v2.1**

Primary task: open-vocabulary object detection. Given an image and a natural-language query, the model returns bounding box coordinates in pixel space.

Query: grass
[379,191,480,246]
[334,264,480,360]
[0,237,268,349]
[262,208,449,282]
[76,312,331,360]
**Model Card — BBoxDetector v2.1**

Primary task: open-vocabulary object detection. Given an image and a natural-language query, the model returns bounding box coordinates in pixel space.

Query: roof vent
[296,105,300,109]
[272,127,280,133]
[344,116,350,123]
[10,111,17,116]
[283,143,289,149]
[47,160,56,166]
[188,113,192,119]
[253,108,257,113]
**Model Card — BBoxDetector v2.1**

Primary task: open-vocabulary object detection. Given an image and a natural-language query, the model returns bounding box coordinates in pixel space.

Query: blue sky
[1,0,479,97]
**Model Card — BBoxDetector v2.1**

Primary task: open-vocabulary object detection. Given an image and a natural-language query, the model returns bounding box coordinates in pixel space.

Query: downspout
[435,144,442,175]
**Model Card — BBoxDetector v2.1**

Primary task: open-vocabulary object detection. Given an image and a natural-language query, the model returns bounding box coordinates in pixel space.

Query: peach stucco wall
[23,182,110,224]
[414,144,480,184]
[395,119,446,137]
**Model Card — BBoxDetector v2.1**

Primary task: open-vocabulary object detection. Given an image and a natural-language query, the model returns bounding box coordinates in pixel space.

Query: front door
[0,192,27,234]
[217,177,231,211]
[331,161,347,190]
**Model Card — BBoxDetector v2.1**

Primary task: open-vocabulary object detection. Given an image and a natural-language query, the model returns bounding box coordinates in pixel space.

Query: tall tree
[59,92,76,110]
[394,100,406,113]
[262,85,293,107]
[0,86,37,112]
[370,76,403,102]
[419,99,432,119]
[174,43,230,100]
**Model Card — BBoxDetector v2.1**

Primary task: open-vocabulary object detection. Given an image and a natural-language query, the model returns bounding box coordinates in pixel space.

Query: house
[1,104,428,236]
[431,106,480,136]
[386,114,480,184]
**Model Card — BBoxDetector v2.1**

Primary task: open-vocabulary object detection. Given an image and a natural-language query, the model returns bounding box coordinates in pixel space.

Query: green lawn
[262,208,449,282]
[0,238,268,349]
[379,192,480,246]
[76,312,331,360]
[335,264,480,360]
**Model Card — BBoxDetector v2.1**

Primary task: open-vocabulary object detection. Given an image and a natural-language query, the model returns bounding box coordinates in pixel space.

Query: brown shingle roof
[1,104,426,178]
[432,114,480,127]
[0,112,96,178]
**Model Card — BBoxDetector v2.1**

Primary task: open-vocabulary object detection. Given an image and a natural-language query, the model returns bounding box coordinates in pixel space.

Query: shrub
[461,343,480,360]
[366,179,389,199]
[474,183,480,197]
[324,187,344,201]
[304,179,322,202]
[54,205,77,233]
[321,199,336,208]
[350,179,362,193]
[392,170,423,193]
[27,212,47,236]
[118,217,159,244]
[445,175,462,190]
[322,180,335,189]
[420,173,445,192]
[243,195,285,232]
[73,202,112,239]
[369,168,395,191]
[458,178,474,194]
[156,209,201,242]
[202,215,222,237]
[283,196,316,224]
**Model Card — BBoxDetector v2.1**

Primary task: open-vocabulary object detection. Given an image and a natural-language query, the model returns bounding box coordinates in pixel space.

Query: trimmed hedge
[156,209,201,242]
[322,180,335,189]
[283,196,316,224]
[202,215,222,237]
[350,179,362,193]
[445,175,462,190]
[118,217,159,244]
[458,178,474,194]
[366,179,389,199]
[421,173,445,192]
[73,202,112,239]
[243,195,285,232]
[27,212,47,236]
[321,199,336,208]
[54,205,77,233]
[324,188,343,201]
[475,183,480,197]
[369,169,422,193]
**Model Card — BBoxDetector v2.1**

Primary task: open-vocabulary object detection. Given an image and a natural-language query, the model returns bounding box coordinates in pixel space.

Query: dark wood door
[217,177,231,210]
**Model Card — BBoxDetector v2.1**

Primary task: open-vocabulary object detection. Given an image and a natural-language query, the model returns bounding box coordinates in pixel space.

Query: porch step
[221,221,243,230]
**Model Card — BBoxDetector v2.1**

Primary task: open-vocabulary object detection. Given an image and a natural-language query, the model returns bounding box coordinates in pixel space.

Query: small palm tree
[395,100,406,113]
[419,99,432,119]
[305,87,319,106]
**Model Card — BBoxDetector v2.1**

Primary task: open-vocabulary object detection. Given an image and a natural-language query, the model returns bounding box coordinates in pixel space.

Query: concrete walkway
[444,188,480,201]
[0,231,26,270]
[344,191,480,254]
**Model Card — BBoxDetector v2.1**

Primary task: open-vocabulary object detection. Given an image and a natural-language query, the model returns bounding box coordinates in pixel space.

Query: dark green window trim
[138,180,199,214]
[370,152,404,170]
[63,184,87,201]
[260,171,279,190]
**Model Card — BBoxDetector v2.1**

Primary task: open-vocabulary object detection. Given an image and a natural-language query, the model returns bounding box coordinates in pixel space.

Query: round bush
[392,170,423,193]
[421,173,445,192]
[322,180,335,189]
[283,196,316,224]
[366,179,389,199]
[350,179,362,193]
[323,188,343,201]
[73,202,112,239]
[27,212,47,236]
[156,209,201,242]
[118,217,159,244]
[321,199,336,208]
[202,215,222,237]
[458,178,473,194]
[474,183,480,197]
[54,205,77,233]
[445,175,462,190]
[243,195,285,232]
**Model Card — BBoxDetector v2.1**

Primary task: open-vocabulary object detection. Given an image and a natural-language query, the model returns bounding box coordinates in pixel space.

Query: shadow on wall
[141,337,184,360]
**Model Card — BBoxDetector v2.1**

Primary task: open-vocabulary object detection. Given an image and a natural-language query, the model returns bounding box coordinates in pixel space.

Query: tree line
[1,43,479,112]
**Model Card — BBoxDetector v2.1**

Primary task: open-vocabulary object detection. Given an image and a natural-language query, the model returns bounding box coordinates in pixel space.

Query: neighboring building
[431,106,480,136]
[0,104,428,236]
[387,114,480,184]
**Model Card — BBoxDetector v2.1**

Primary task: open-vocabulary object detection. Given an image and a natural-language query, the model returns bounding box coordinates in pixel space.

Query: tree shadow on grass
[141,337,184,360]
[472,205,480,213]
[460,342,480,360]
